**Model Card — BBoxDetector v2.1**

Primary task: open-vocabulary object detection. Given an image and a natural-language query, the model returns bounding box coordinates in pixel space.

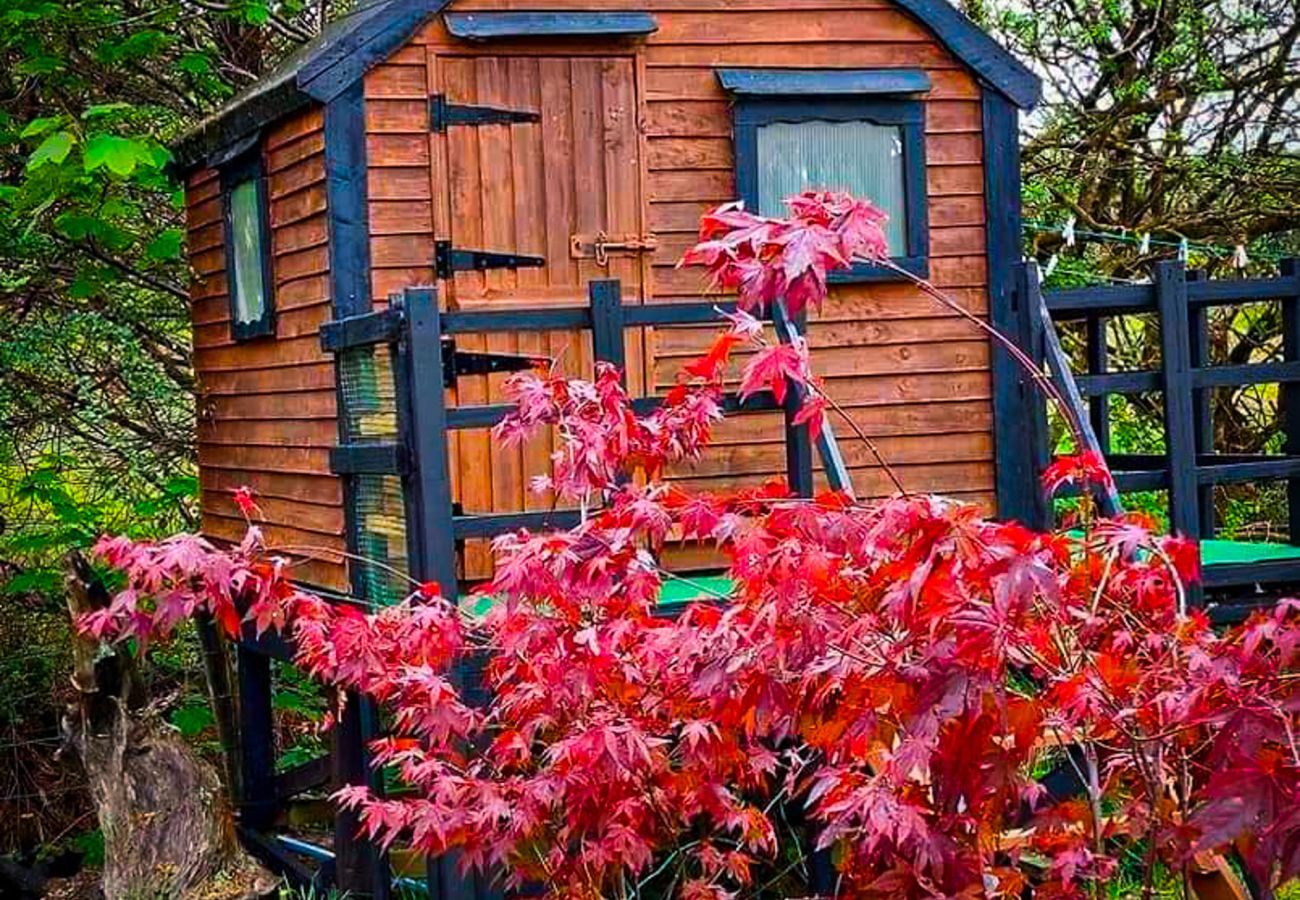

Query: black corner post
[1155,261,1200,545]
[1014,261,1051,530]
[982,88,1037,526]
[1281,258,1300,546]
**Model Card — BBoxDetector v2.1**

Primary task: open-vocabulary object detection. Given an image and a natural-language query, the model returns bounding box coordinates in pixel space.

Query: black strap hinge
[441,337,548,387]
[434,240,545,280]
[430,95,541,132]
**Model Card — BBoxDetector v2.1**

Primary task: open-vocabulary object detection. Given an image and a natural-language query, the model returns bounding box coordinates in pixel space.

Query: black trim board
[174,0,1036,173]
[893,0,1039,109]
[444,11,658,38]
[323,81,372,318]
[173,0,450,171]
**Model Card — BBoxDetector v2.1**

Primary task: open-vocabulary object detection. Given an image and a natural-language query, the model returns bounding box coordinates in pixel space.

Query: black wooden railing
[1013,258,1300,607]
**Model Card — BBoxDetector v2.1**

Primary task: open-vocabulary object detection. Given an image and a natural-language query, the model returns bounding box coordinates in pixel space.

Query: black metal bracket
[440,336,546,387]
[434,239,545,280]
[429,95,541,132]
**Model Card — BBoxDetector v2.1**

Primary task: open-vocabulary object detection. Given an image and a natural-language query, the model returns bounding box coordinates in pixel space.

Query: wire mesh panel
[352,473,411,607]
[338,346,399,445]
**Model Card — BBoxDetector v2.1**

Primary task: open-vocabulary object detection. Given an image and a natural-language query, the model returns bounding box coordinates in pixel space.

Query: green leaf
[240,1,271,25]
[21,116,66,138]
[163,475,199,498]
[16,56,62,76]
[26,130,75,170]
[177,52,212,75]
[83,134,143,177]
[82,103,132,121]
[170,703,215,737]
[145,228,183,261]
[1,568,62,597]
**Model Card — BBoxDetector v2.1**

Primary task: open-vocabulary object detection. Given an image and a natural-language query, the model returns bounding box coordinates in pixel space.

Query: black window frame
[219,150,277,341]
[733,95,930,282]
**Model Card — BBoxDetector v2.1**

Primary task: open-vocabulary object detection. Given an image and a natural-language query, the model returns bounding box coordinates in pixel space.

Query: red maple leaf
[739,341,809,406]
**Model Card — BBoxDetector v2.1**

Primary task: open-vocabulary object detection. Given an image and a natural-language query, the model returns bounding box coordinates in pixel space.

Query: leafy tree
[975,0,1300,266]
[0,1,343,589]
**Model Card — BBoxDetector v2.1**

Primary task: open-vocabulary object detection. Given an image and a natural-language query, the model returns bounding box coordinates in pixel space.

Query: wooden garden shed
[174,0,1041,602]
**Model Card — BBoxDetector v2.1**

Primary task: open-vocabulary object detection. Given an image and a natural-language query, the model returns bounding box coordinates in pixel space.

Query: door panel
[429,53,647,578]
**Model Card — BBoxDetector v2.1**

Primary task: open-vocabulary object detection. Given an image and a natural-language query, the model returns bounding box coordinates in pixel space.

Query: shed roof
[173,0,1039,172]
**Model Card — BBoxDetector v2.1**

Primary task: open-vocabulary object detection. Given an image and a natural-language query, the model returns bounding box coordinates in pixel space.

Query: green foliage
[72,827,106,868]
[1,454,196,599]
[273,661,329,772]
[0,1,353,600]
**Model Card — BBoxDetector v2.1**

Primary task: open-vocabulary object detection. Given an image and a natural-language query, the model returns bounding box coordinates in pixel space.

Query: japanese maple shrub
[82,193,1300,898]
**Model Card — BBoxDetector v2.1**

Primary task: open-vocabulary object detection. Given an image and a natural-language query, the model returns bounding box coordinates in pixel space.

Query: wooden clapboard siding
[364,56,436,301]
[185,105,348,591]
[398,0,996,528]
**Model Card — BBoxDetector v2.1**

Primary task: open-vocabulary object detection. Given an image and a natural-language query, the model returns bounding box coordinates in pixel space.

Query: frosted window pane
[756,120,908,256]
[229,178,267,325]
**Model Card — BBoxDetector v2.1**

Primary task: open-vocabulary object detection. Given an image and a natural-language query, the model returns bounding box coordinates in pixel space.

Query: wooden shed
[174,0,1041,602]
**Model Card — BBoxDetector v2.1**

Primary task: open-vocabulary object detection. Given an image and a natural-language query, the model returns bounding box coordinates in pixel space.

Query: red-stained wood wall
[186,0,997,586]
[187,108,349,591]
[359,0,995,575]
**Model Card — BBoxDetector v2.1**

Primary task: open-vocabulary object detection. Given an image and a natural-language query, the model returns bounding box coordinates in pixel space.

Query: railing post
[1015,261,1052,530]
[773,302,815,498]
[1281,258,1300,546]
[1084,313,1110,453]
[589,279,626,374]
[1187,268,1216,537]
[400,286,482,900]
[236,646,276,831]
[333,693,388,899]
[403,287,459,600]
[1155,261,1201,550]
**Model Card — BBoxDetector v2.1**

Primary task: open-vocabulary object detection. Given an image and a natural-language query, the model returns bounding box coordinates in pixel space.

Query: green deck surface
[1200,538,1300,565]
[458,541,1300,611]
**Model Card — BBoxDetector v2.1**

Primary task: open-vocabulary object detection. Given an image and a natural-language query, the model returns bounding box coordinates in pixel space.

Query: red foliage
[80,194,1300,897]
[82,386,1300,896]
[1040,451,1115,498]
[678,191,889,316]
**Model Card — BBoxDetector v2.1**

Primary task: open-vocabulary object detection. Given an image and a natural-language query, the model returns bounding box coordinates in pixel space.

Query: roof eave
[893,0,1040,109]
[172,78,311,176]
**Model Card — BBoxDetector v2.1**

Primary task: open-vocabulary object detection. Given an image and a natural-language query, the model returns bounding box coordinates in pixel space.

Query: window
[220,153,275,340]
[727,70,931,280]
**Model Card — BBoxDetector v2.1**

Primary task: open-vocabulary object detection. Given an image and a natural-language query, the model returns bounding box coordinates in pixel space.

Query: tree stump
[63,552,276,900]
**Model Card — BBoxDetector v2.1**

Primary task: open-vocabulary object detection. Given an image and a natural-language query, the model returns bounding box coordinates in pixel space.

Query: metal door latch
[570,231,659,266]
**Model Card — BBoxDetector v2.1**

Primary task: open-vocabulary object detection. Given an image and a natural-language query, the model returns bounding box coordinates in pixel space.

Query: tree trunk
[63,552,276,900]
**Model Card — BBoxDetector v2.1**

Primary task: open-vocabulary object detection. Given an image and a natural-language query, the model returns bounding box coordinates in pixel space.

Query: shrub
[80,194,1300,898]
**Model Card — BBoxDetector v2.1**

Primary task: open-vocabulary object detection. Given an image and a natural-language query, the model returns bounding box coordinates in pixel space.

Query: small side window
[734,95,930,280]
[220,153,275,340]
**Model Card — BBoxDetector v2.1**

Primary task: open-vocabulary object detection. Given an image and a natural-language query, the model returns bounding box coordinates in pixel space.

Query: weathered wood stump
[63,552,276,900]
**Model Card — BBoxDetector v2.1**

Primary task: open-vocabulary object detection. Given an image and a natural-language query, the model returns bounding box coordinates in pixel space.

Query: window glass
[228,177,268,326]
[756,119,908,256]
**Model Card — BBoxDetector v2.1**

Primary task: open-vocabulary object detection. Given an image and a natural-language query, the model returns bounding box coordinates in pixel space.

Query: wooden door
[428,52,648,578]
